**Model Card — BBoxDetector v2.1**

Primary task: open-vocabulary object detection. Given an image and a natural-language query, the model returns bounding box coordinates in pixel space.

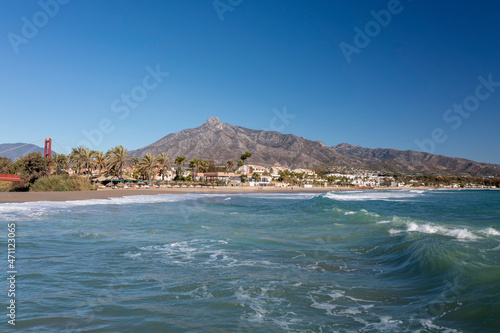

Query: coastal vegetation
[0,144,499,192]
[31,175,95,192]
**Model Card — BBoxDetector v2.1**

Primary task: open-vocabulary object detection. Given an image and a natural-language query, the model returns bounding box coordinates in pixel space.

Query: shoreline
[0,186,496,203]
[0,187,347,203]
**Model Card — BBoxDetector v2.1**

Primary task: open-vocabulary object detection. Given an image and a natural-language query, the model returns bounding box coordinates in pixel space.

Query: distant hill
[130,117,499,177]
[0,143,56,161]
[331,143,499,177]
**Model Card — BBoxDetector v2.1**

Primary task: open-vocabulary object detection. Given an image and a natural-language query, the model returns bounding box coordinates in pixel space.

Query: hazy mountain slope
[0,143,55,161]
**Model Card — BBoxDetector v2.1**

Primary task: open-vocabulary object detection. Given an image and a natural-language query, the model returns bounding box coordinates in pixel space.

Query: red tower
[44,138,52,158]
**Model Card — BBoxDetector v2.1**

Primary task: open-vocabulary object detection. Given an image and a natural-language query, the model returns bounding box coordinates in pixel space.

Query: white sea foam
[308,288,383,329]
[0,193,198,220]
[238,192,318,201]
[392,222,479,241]
[360,209,380,217]
[480,227,500,236]
[325,190,425,202]
[419,319,462,333]
[0,192,318,220]
[128,239,283,270]
[364,316,403,332]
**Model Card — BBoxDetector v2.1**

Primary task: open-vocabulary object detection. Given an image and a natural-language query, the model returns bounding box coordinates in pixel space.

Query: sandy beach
[0,186,355,203]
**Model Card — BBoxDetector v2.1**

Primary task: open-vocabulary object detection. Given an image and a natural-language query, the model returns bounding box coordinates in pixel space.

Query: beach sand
[0,186,357,203]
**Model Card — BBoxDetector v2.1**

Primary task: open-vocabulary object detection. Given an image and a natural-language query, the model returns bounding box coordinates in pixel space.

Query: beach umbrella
[96,175,108,182]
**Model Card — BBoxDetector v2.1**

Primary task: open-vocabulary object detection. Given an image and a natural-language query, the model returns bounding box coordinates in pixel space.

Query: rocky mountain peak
[204,117,223,128]
[129,119,499,176]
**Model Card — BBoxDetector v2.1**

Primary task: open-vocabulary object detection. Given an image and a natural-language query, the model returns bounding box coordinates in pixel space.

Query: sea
[1,189,499,332]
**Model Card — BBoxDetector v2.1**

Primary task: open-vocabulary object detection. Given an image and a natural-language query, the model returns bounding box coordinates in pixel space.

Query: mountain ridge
[127,117,498,176]
[131,117,355,168]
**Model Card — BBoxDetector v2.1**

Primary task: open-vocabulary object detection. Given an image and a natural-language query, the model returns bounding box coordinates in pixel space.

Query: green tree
[199,160,209,173]
[93,151,106,176]
[156,153,171,180]
[69,146,94,177]
[51,153,68,175]
[17,152,49,184]
[81,148,95,178]
[69,146,87,175]
[138,153,157,180]
[107,146,132,178]
[175,155,187,169]
[0,157,14,174]
[174,155,187,180]
[207,158,217,172]
[226,159,235,173]
[189,158,202,174]
[240,151,251,163]
[252,172,261,181]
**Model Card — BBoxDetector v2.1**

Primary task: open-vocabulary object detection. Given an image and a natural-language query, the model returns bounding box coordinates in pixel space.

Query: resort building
[292,168,316,176]
[236,164,267,175]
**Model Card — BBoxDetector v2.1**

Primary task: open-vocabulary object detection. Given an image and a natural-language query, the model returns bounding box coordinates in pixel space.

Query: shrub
[9,182,30,192]
[0,181,11,192]
[31,175,95,192]
[16,152,50,183]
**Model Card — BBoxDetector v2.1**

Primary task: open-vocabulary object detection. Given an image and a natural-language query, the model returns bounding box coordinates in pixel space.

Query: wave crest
[325,190,425,202]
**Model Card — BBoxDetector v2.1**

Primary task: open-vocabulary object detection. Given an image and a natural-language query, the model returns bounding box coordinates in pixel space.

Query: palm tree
[93,151,106,176]
[139,153,157,180]
[107,145,132,178]
[80,148,95,177]
[175,155,187,170]
[226,159,235,173]
[51,153,68,174]
[69,146,86,175]
[252,172,261,181]
[189,158,202,174]
[174,155,187,180]
[199,160,209,173]
[156,153,171,180]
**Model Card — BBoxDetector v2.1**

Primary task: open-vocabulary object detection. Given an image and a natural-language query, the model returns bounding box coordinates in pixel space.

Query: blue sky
[1,0,499,163]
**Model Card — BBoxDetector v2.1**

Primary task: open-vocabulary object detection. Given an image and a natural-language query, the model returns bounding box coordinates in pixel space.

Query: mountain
[131,117,355,168]
[0,143,56,161]
[131,117,499,177]
[331,143,499,176]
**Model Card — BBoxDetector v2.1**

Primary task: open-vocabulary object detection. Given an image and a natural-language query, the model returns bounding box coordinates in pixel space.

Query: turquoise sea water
[1,190,499,332]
